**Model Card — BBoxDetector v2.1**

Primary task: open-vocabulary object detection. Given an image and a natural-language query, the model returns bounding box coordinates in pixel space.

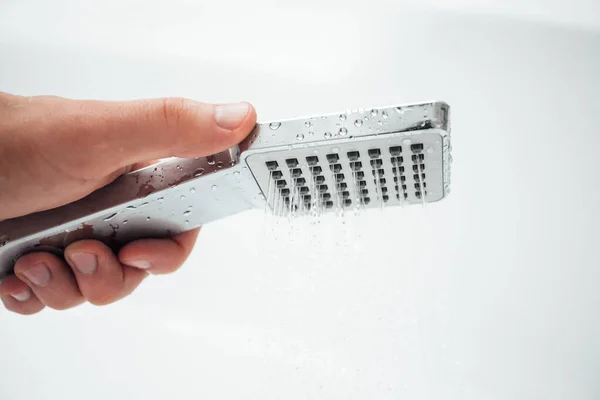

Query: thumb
[28,96,257,172]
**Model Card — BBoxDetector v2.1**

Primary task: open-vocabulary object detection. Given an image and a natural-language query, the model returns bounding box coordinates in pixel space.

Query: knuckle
[160,97,190,132]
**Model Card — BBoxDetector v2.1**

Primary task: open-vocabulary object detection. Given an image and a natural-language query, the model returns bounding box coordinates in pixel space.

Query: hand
[0,92,257,315]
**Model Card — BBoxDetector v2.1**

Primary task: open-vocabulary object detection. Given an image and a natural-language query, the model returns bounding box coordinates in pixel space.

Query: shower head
[0,101,452,279]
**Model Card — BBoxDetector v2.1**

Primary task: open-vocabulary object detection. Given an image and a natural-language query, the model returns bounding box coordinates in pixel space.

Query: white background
[1,1,600,399]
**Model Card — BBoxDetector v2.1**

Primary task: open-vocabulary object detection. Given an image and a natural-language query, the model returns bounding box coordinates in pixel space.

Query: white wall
[1,1,599,399]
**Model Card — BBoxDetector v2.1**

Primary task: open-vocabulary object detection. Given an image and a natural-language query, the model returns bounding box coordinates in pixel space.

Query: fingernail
[21,264,51,287]
[11,289,32,302]
[70,252,98,275]
[125,260,152,270]
[215,102,250,130]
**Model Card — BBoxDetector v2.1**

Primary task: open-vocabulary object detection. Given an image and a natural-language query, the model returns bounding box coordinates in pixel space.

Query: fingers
[102,98,257,162]
[64,240,148,305]
[13,252,84,310]
[0,275,45,315]
[1,231,196,315]
[19,95,257,175]
[1,219,198,316]
[119,229,200,275]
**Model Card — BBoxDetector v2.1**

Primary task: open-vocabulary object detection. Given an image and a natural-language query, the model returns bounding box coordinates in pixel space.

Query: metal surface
[0,101,451,279]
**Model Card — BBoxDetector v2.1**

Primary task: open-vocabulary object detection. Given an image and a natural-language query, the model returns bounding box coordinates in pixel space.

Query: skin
[0,91,257,315]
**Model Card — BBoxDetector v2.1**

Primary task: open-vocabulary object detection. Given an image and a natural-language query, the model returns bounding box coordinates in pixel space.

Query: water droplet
[212,185,218,191]
[370,109,378,117]
[339,114,347,121]
[305,121,312,128]
[382,111,389,119]
[354,119,363,127]
[126,205,136,210]
[157,197,164,202]
[233,171,240,179]
[194,168,205,177]
[395,107,404,114]
[216,161,224,169]
[296,133,305,141]
[377,120,383,125]
[183,210,192,217]
[185,220,190,224]
[269,122,281,130]
[139,202,149,207]
[123,220,128,225]
[180,195,187,200]
[176,165,182,171]
[190,188,196,193]
[146,216,151,221]
[324,132,332,139]
[308,131,314,136]
[339,127,348,136]
[103,213,118,221]
[230,160,236,167]
[207,156,216,165]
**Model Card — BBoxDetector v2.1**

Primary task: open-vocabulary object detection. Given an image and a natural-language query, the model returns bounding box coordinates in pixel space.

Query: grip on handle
[0,146,260,279]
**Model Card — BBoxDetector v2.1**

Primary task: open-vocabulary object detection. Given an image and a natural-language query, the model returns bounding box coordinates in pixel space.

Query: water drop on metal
[354,119,363,127]
[180,195,187,200]
[324,132,332,139]
[216,161,224,169]
[157,197,164,202]
[269,122,281,130]
[296,133,305,141]
[190,188,196,193]
[194,168,205,177]
[339,127,348,136]
[370,109,378,117]
[212,185,218,191]
[382,111,389,119]
[339,114,347,121]
[206,156,216,165]
[305,121,312,128]
[183,210,192,217]
[103,213,118,222]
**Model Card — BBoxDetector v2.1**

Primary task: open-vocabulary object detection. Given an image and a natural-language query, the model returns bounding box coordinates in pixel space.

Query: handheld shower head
[0,101,452,279]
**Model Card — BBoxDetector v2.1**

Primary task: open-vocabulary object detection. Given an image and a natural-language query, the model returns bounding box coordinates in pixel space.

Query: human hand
[0,92,256,314]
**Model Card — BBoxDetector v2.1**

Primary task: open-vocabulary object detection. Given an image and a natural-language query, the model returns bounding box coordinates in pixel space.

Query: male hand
[0,92,256,314]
